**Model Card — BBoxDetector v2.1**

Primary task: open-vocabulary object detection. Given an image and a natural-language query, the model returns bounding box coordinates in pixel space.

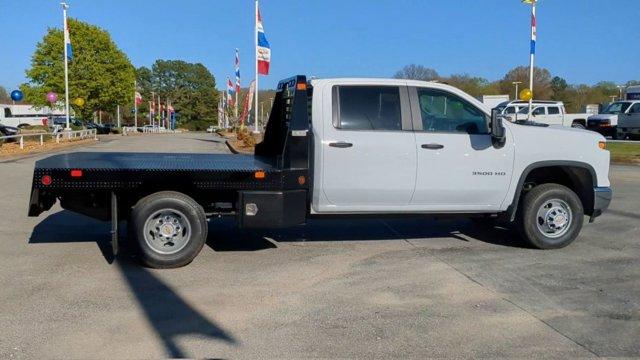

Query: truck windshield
[603,102,632,114]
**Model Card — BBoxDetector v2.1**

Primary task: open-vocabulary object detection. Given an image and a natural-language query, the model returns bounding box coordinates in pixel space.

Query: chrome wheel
[143,209,192,255]
[535,199,572,239]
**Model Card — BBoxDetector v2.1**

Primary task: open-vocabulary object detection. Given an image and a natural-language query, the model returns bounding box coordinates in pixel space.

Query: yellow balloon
[519,88,533,101]
[73,98,85,107]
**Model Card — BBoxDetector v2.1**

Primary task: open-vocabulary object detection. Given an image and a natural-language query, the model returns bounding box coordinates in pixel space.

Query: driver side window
[417,88,489,134]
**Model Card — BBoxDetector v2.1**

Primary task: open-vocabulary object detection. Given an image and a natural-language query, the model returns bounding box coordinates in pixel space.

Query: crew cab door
[409,86,514,211]
[320,84,416,210]
[546,106,564,125]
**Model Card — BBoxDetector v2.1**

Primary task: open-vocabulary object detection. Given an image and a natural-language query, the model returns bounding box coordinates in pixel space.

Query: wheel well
[510,165,595,220]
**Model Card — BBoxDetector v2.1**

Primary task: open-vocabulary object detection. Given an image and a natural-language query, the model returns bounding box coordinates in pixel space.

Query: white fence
[0,129,97,149]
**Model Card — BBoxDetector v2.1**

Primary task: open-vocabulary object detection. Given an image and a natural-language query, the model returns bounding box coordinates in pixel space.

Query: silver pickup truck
[616,102,640,140]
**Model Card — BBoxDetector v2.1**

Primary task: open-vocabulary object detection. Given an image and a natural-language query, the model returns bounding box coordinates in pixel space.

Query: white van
[0,105,50,128]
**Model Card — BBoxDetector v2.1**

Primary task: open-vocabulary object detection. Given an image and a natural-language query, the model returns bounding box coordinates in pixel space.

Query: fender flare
[506,160,597,221]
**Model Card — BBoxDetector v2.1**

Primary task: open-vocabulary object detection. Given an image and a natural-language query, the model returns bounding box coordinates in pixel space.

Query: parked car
[49,116,83,128]
[0,124,19,138]
[206,126,217,133]
[85,122,111,135]
[27,75,612,268]
[587,101,640,139]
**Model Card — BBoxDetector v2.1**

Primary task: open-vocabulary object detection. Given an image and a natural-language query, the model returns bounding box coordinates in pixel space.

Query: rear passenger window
[417,88,489,134]
[548,107,560,115]
[335,86,402,130]
[532,107,546,116]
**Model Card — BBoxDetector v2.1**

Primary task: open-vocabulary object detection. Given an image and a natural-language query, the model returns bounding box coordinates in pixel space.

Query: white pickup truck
[28,76,613,268]
[508,101,591,128]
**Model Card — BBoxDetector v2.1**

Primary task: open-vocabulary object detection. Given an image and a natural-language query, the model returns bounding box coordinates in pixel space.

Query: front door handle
[421,143,444,150]
[329,142,353,148]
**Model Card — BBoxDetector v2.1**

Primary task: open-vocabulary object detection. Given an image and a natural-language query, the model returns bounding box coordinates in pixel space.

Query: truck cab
[28,76,613,268]
[589,100,640,138]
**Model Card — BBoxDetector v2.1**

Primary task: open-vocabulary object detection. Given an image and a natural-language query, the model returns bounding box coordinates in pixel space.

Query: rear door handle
[421,143,444,150]
[329,142,353,148]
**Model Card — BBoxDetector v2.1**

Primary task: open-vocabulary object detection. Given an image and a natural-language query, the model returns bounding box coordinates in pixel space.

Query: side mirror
[491,109,506,147]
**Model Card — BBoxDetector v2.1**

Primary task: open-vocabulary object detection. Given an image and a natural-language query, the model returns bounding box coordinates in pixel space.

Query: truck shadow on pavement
[115,258,237,358]
[28,210,237,358]
[207,216,527,252]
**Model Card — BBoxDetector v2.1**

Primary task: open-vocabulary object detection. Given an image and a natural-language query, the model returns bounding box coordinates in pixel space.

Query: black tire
[131,191,207,268]
[571,122,585,129]
[517,184,584,249]
[611,129,619,140]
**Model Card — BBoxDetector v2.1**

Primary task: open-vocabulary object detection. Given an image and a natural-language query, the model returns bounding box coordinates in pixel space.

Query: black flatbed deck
[32,152,289,192]
[34,152,277,172]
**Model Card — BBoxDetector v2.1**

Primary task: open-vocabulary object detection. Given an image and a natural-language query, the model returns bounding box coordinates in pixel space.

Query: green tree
[499,66,553,100]
[0,86,10,103]
[443,74,492,97]
[21,18,135,121]
[550,76,568,100]
[394,64,439,81]
[148,60,218,130]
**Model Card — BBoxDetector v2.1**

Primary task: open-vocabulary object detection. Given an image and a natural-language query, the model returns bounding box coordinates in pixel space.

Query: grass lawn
[608,142,640,164]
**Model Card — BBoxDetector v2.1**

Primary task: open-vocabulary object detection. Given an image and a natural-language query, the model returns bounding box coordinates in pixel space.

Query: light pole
[512,81,522,100]
[617,85,625,101]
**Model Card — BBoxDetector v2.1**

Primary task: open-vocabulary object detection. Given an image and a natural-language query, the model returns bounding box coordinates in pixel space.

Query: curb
[225,140,240,154]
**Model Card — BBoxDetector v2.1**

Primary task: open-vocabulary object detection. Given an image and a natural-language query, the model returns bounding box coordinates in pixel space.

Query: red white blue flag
[64,20,73,61]
[530,10,537,55]
[257,8,271,75]
[235,49,241,92]
[227,77,235,106]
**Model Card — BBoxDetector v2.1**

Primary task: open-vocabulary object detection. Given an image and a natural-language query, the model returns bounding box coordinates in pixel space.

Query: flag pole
[134,80,138,128]
[527,0,536,121]
[254,0,259,133]
[61,2,70,130]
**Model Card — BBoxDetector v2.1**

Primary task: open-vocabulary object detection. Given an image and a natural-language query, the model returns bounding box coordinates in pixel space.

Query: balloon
[73,97,85,107]
[46,92,58,104]
[519,88,533,101]
[10,90,23,102]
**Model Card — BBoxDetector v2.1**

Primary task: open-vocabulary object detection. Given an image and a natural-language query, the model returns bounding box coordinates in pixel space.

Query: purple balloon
[46,92,58,103]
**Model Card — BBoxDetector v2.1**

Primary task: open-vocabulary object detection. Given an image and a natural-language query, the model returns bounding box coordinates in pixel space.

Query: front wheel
[131,191,208,268]
[517,184,584,249]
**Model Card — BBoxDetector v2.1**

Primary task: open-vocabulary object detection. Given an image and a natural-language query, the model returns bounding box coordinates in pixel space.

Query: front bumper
[590,187,613,222]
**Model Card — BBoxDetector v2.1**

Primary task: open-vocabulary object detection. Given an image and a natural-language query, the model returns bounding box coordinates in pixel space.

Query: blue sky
[1,0,638,91]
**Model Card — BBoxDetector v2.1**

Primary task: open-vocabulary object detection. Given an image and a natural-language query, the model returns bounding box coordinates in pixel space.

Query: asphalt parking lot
[0,133,638,358]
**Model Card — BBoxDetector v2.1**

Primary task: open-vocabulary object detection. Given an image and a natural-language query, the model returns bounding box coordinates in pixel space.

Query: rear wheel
[571,122,585,129]
[517,184,584,249]
[131,191,207,268]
